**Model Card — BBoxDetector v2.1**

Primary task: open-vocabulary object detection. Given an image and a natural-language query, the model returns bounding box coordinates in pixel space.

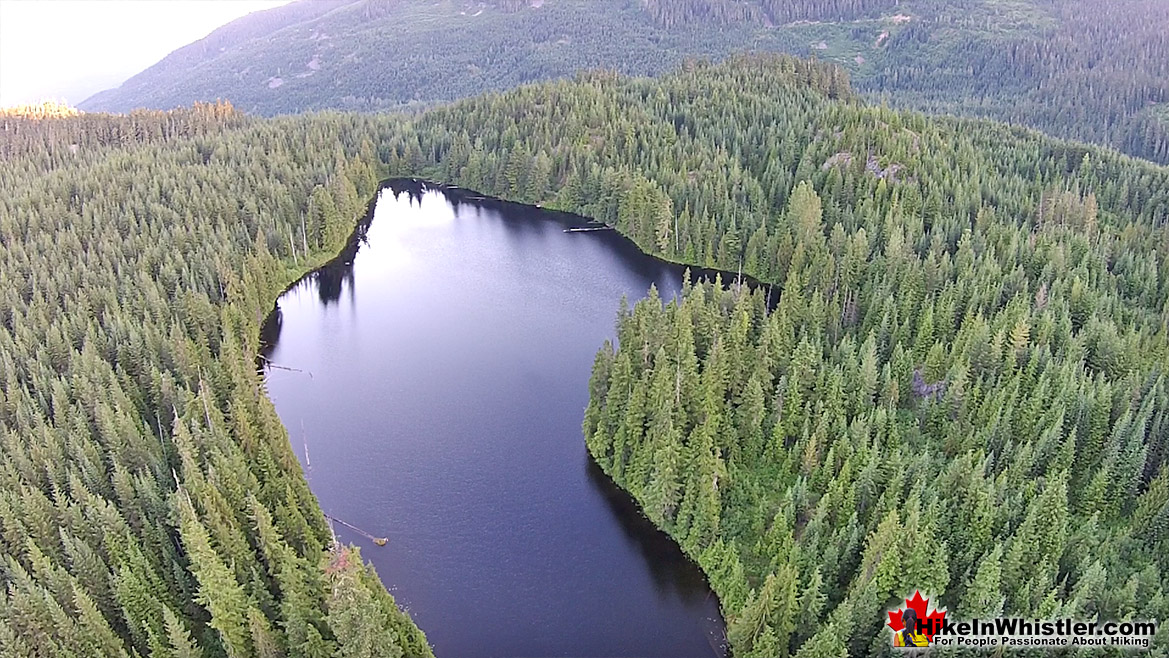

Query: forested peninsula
[2,55,1167,656]
[391,55,1169,657]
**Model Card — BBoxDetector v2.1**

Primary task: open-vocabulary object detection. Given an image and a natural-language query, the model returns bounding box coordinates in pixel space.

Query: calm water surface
[262,181,725,658]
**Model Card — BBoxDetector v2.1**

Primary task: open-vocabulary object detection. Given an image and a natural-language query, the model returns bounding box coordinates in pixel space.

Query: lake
[261,180,726,658]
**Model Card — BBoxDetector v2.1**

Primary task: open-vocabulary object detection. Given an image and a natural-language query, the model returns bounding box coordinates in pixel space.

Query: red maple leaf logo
[887,591,947,641]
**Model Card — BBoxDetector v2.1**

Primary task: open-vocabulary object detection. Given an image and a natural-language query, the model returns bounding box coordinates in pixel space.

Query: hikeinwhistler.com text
[917,617,1158,650]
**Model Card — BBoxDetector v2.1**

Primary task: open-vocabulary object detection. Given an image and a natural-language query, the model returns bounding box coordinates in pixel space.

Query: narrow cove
[260,180,729,657]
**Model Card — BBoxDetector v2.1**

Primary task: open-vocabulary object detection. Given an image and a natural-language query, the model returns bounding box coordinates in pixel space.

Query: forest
[0,103,432,657]
[387,54,1169,655]
[80,0,1169,164]
[3,53,1168,656]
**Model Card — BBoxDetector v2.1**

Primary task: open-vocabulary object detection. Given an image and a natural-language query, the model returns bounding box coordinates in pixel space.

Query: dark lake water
[261,180,726,658]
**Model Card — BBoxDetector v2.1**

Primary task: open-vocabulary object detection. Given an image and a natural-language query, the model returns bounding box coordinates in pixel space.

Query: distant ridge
[81,0,354,112]
[80,0,1169,163]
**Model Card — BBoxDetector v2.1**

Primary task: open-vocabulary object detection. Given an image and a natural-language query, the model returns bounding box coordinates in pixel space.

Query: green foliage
[589,273,1166,653]
[462,57,1169,654]
[79,0,1169,163]
[324,548,404,658]
[7,48,1169,656]
[392,54,1169,295]
[0,107,432,656]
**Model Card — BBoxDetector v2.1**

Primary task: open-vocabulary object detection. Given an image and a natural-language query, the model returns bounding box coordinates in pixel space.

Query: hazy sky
[0,0,292,107]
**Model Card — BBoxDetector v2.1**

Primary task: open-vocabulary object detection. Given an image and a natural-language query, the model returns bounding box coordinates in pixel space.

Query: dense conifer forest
[4,53,1168,656]
[80,0,1169,163]
[0,104,432,657]
[386,55,1169,655]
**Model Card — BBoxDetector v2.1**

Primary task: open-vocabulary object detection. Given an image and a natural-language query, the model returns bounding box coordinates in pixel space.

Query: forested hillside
[80,0,1169,163]
[0,106,432,657]
[380,55,1169,655]
[8,53,1168,657]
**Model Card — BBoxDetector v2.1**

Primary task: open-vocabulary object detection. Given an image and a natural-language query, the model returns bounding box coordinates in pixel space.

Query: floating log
[325,514,389,546]
[301,422,312,475]
[564,226,614,233]
[257,354,312,378]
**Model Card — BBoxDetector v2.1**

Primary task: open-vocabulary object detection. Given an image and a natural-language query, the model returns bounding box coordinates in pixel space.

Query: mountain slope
[79,0,350,112]
[80,0,1169,163]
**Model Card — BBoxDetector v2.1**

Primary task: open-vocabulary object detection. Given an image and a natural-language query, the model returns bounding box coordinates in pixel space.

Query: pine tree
[177,494,253,658]
[325,548,404,658]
